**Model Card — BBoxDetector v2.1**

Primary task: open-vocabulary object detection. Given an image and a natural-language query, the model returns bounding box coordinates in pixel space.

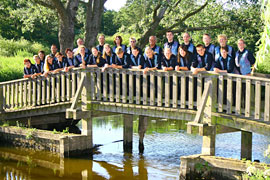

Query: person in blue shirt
[87,47,106,67]
[191,44,213,74]
[182,32,196,56]
[50,44,58,62]
[33,55,44,75]
[161,47,178,71]
[102,44,117,72]
[65,48,75,71]
[203,34,215,60]
[215,34,235,62]
[126,37,143,55]
[143,47,162,74]
[24,59,38,78]
[235,39,255,75]
[74,45,90,68]
[214,46,235,73]
[130,47,145,69]
[113,47,131,69]
[148,36,163,57]
[38,50,46,64]
[96,34,105,53]
[176,45,194,71]
[112,36,127,53]
[164,31,179,56]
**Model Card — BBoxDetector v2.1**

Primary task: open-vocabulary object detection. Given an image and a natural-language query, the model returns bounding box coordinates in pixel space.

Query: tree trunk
[84,0,106,49]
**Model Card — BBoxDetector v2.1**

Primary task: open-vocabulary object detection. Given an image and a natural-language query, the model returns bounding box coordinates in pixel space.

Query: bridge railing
[1,68,270,122]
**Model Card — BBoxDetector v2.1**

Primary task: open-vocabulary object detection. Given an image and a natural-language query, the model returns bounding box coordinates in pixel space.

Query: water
[0,115,270,179]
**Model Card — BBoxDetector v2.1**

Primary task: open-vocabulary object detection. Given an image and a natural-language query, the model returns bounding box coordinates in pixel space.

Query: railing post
[0,86,4,112]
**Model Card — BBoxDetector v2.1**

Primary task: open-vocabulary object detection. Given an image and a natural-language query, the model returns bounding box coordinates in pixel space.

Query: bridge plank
[173,72,178,108]
[51,76,55,103]
[136,71,141,104]
[150,71,155,106]
[165,72,170,107]
[264,82,270,121]
[96,69,101,101]
[255,80,261,119]
[235,77,242,115]
[56,75,61,103]
[122,70,127,103]
[245,79,251,118]
[109,69,115,102]
[197,74,202,110]
[61,73,66,102]
[218,75,224,112]
[188,75,194,109]
[116,69,120,103]
[157,72,163,107]
[103,70,108,101]
[42,78,45,104]
[181,75,186,108]
[71,72,76,98]
[226,76,232,114]
[129,71,133,103]
[143,73,147,105]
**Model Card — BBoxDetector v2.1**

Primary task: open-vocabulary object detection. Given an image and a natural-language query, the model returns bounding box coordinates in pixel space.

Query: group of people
[23,31,256,78]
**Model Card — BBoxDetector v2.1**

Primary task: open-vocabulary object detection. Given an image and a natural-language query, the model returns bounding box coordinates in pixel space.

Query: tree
[115,0,262,49]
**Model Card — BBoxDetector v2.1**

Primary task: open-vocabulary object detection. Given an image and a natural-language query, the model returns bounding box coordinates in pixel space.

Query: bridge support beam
[202,125,216,156]
[241,131,252,160]
[81,111,93,149]
[123,114,133,153]
[138,116,148,154]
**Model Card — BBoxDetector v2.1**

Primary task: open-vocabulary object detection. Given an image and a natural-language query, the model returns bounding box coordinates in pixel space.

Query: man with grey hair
[126,37,143,55]
[148,36,163,57]
[73,38,90,55]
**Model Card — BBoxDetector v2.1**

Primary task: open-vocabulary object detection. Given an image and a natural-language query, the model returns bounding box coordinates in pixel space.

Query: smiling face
[166,32,174,42]
[196,46,205,56]
[104,45,111,54]
[92,48,99,57]
[51,45,57,55]
[80,47,85,56]
[221,49,228,59]
[183,33,190,44]
[56,54,63,61]
[115,37,121,45]
[34,56,40,64]
[179,47,187,57]
[77,39,84,46]
[219,37,227,47]
[67,50,73,58]
[130,39,136,47]
[237,40,245,51]
[38,52,45,60]
[48,56,53,65]
[164,48,172,59]
[145,48,153,58]
[132,49,139,57]
[98,35,105,45]
[149,36,156,47]
[203,35,211,46]
[24,61,31,68]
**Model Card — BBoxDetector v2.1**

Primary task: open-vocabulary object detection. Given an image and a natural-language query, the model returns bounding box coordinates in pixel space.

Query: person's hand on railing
[64,67,69,72]
[175,66,180,71]
[143,67,149,74]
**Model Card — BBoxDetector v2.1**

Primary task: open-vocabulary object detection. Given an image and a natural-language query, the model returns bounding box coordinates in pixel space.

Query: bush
[0,36,49,57]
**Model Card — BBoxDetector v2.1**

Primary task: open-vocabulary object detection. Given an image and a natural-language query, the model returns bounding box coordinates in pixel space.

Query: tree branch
[173,24,231,33]
[152,2,162,20]
[32,0,56,9]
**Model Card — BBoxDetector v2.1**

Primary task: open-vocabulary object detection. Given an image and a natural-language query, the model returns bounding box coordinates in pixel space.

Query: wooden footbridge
[1,67,270,159]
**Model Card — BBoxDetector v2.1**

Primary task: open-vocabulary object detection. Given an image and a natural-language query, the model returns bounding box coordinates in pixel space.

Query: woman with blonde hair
[102,44,117,72]
[74,45,90,68]
[43,55,59,77]
[143,47,161,74]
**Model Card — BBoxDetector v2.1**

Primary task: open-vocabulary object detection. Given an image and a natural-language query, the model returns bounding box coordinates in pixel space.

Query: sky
[104,0,127,11]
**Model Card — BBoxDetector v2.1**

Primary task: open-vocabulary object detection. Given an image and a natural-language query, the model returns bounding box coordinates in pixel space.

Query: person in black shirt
[24,59,38,78]
[43,55,59,77]
[96,34,105,53]
[112,36,127,53]
[38,50,46,64]
[203,34,215,60]
[33,55,44,75]
[214,46,235,73]
[74,46,90,68]
[126,37,143,55]
[182,32,196,56]
[164,31,179,56]
[102,44,117,72]
[215,34,235,62]
[235,39,255,75]
[50,44,58,62]
[143,47,161,74]
[55,52,69,72]
[73,38,90,55]
[113,47,131,69]
[65,48,75,71]
[161,47,178,71]
[176,45,194,71]
[191,44,213,74]
[148,36,163,57]
[130,47,145,69]
[87,47,106,67]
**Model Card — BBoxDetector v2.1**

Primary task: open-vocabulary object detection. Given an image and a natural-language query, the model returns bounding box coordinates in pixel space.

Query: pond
[0,115,269,179]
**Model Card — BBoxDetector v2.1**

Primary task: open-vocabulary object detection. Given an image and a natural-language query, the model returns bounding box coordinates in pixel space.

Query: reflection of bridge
[1,68,270,160]
[0,147,148,179]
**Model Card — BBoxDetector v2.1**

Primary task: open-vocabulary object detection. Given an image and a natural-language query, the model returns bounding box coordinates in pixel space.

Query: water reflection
[0,115,270,179]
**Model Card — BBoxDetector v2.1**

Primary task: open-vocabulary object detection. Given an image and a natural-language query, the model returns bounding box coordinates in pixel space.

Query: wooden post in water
[138,115,148,154]
[241,131,252,160]
[123,114,133,153]
[81,71,93,149]
[201,76,217,156]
